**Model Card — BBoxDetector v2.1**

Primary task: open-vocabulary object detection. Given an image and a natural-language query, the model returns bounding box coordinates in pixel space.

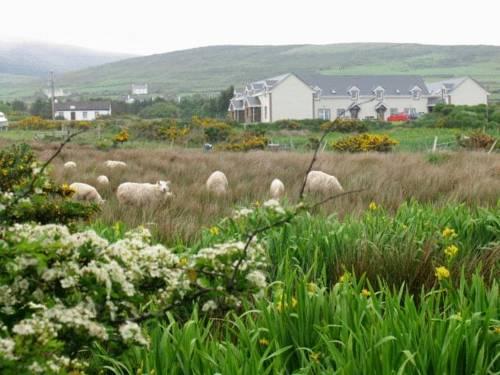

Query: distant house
[131,84,148,95]
[54,101,112,121]
[426,77,489,107]
[229,73,429,122]
[43,88,70,98]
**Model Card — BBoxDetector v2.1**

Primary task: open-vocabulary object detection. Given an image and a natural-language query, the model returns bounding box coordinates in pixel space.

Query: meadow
[0,128,499,374]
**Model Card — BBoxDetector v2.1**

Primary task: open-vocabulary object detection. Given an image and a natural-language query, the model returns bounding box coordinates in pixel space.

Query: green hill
[4,43,500,101]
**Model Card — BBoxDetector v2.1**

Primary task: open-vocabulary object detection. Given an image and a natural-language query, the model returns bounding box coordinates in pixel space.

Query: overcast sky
[2,0,499,55]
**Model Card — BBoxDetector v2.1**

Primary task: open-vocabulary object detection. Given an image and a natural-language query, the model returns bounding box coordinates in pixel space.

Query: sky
[1,0,499,55]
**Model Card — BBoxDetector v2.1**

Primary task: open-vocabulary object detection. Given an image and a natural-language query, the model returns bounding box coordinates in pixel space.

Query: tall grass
[35,145,500,244]
[98,275,500,375]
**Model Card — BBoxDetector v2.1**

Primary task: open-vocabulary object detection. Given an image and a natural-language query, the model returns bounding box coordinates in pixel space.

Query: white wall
[270,75,314,122]
[315,95,429,120]
[56,109,111,121]
[449,79,489,105]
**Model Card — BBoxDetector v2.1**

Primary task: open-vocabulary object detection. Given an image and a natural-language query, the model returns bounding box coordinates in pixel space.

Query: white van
[0,112,8,130]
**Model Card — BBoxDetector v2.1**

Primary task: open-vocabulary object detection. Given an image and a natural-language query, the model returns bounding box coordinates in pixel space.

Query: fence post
[488,140,497,154]
[432,136,438,152]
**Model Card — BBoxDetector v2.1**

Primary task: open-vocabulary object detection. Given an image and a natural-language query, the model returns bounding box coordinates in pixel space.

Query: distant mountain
[0,40,133,77]
[1,43,499,101]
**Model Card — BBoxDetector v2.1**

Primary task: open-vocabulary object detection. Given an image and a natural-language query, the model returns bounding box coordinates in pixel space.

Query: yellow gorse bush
[331,133,398,152]
[114,129,129,144]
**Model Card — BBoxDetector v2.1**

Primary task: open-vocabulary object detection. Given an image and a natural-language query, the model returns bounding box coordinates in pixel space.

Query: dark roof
[54,101,111,111]
[298,74,430,96]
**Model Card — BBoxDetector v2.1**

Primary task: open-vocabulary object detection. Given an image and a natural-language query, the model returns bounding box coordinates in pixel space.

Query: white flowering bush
[0,221,270,373]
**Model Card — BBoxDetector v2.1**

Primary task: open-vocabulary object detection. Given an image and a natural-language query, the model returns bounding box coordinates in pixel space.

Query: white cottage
[54,101,112,121]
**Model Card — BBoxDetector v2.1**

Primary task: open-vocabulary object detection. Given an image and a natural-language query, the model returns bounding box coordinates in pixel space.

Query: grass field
[1,129,499,374]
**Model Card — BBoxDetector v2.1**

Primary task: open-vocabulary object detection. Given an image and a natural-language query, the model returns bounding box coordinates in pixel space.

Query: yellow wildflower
[310,352,321,364]
[361,288,371,297]
[259,338,269,346]
[209,226,219,236]
[61,183,75,197]
[339,272,351,283]
[178,257,188,267]
[442,227,457,239]
[435,266,450,281]
[254,200,261,207]
[368,201,378,211]
[444,245,459,258]
[291,297,298,309]
[307,282,318,294]
[494,326,500,334]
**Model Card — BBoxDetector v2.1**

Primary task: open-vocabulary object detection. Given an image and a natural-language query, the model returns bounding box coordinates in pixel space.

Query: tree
[30,98,52,119]
[11,100,27,112]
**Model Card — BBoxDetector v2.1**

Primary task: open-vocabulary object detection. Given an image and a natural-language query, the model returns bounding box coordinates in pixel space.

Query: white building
[131,84,149,95]
[426,77,489,106]
[229,73,488,123]
[54,102,112,121]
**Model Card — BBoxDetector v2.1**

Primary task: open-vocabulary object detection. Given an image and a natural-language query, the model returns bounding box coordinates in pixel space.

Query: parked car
[387,113,409,122]
[0,112,8,130]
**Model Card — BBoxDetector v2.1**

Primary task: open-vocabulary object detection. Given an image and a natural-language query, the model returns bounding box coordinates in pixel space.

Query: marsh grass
[40,144,500,244]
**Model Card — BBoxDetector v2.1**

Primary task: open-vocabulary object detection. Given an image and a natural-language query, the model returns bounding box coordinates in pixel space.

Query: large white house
[426,77,489,106]
[229,73,489,123]
[54,101,112,121]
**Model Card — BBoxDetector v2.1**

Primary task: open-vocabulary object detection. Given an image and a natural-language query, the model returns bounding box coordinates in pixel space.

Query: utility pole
[49,71,55,120]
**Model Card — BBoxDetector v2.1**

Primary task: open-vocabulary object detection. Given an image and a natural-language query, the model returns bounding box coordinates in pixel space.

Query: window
[390,108,398,115]
[376,90,384,100]
[412,90,421,100]
[410,108,417,115]
[318,108,331,120]
[337,108,346,118]
[95,112,100,118]
[82,112,87,119]
[403,108,410,114]
[349,87,359,101]
[57,112,64,118]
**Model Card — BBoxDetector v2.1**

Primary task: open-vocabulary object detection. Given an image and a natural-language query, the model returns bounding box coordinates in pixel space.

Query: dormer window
[349,86,359,101]
[411,86,422,100]
[374,86,384,101]
[331,89,336,94]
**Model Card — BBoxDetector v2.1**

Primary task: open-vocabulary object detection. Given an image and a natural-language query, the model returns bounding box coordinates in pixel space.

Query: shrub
[113,129,130,145]
[320,119,368,133]
[139,102,179,119]
[275,119,301,130]
[0,144,98,225]
[331,133,398,152]
[17,116,58,130]
[457,131,497,150]
[219,133,268,151]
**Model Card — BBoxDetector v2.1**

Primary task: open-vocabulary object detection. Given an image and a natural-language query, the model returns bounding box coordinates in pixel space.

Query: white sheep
[69,182,105,204]
[96,175,110,186]
[270,178,285,199]
[117,181,172,207]
[206,171,228,196]
[64,161,77,170]
[304,170,343,195]
[104,160,127,169]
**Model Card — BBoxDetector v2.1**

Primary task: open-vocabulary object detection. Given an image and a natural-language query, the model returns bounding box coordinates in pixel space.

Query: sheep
[104,160,127,169]
[304,170,343,195]
[96,175,110,186]
[69,182,105,204]
[64,161,77,170]
[116,181,172,207]
[270,178,285,199]
[206,171,228,196]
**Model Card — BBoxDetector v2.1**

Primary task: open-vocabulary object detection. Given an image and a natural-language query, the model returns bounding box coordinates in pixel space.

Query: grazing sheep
[206,171,228,196]
[304,170,343,195]
[117,181,172,207]
[270,179,285,199]
[64,161,77,170]
[69,182,105,204]
[104,160,127,169]
[96,175,110,186]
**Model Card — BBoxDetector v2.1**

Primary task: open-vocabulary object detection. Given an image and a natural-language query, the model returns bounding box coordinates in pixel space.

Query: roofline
[454,76,491,95]
[269,72,316,93]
